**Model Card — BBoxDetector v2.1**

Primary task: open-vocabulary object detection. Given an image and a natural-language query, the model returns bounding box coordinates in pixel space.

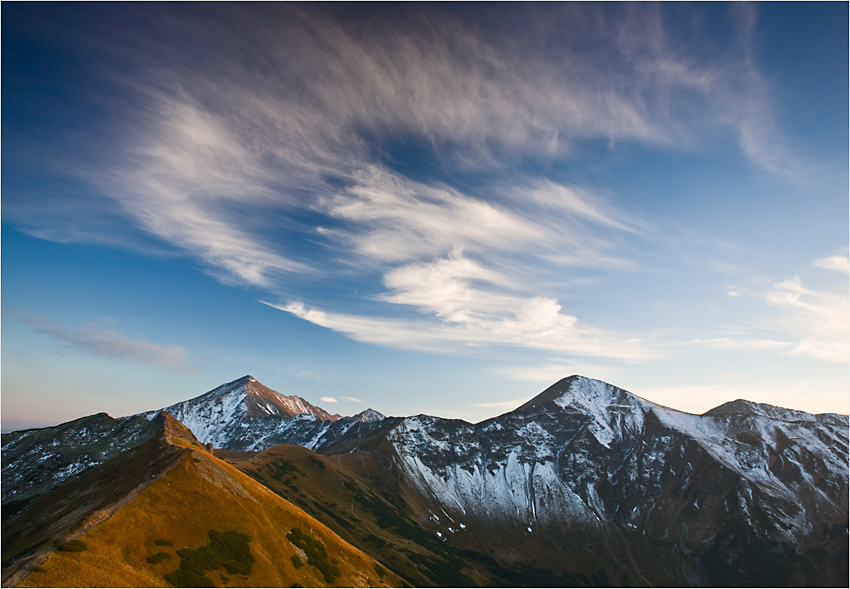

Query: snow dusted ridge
[1,412,163,505]
[139,375,386,451]
[387,376,848,558]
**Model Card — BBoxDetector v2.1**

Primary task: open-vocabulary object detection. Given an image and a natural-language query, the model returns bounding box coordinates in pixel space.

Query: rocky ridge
[140,375,386,451]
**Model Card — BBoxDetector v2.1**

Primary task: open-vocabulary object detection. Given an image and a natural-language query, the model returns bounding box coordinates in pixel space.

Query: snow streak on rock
[139,375,386,451]
[387,375,848,555]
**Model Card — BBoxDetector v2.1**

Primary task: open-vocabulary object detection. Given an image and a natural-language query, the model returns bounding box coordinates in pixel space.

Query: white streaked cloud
[103,96,310,287]
[339,396,363,403]
[9,4,809,368]
[813,249,850,274]
[698,255,849,365]
[321,169,644,279]
[322,167,544,264]
[320,397,338,404]
[264,266,657,362]
[517,180,639,233]
[10,312,188,368]
[765,276,849,363]
[381,253,521,322]
[42,3,795,292]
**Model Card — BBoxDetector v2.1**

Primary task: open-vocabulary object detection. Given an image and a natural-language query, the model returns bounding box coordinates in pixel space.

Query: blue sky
[3,2,848,432]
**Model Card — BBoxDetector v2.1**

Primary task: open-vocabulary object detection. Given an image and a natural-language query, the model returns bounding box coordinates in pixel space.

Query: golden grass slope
[2,415,189,587]
[15,415,400,588]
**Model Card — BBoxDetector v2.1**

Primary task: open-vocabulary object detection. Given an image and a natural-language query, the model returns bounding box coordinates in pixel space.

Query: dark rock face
[371,376,849,586]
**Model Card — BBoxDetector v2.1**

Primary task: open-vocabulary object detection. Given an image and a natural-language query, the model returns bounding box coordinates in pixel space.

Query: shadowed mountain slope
[217,375,848,587]
[2,412,400,588]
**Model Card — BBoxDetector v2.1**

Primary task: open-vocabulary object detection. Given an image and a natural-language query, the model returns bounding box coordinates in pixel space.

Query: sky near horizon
[2,2,848,432]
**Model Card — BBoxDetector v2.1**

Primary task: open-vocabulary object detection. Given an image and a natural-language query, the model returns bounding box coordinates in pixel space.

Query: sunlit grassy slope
[2,415,188,587]
[16,416,400,588]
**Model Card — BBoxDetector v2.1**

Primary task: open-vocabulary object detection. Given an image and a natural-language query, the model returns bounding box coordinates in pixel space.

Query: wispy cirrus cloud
[31,2,793,291]
[321,167,544,265]
[765,276,849,363]
[317,168,647,297]
[9,312,188,368]
[264,250,657,362]
[102,95,311,287]
[9,4,803,362]
[813,249,850,274]
[708,253,849,364]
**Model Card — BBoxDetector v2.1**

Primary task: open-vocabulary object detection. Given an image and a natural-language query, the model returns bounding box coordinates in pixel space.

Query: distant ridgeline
[2,374,847,587]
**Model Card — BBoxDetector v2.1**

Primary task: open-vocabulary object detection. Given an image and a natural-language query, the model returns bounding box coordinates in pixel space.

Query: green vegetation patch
[364,534,387,548]
[312,500,355,530]
[266,458,302,481]
[285,527,340,583]
[406,550,475,587]
[290,554,305,569]
[60,540,87,552]
[374,563,386,578]
[164,530,254,588]
[154,539,174,547]
[147,552,172,564]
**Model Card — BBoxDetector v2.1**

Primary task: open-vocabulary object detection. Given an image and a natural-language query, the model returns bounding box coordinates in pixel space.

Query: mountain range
[2,375,847,587]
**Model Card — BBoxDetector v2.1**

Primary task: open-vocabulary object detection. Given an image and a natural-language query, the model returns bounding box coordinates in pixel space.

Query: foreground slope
[2,413,400,588]
[2,413,186,587]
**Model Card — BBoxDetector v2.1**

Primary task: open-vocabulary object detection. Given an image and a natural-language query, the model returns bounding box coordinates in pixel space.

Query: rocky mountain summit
[377,376,848,585]
[140,375,386,451]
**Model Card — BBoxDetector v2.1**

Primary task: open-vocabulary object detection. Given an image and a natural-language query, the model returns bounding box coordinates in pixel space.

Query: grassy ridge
[3,425,188,586]
[18,437,400,587]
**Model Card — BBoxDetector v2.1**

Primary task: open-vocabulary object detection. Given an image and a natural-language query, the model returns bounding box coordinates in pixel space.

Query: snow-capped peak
[351,408,386,423]
[138,376,346,448]
[514,375,649,416]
